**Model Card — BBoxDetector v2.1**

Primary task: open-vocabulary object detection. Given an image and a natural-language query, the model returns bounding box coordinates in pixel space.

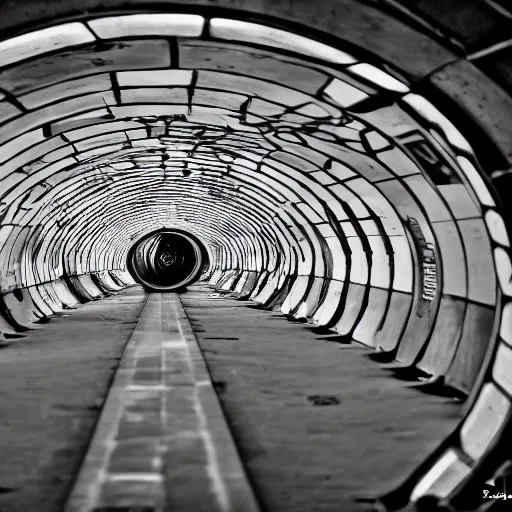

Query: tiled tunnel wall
[0,1,511,510]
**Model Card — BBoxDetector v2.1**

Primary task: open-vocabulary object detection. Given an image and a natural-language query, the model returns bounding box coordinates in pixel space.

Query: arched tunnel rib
[0,2,511,511]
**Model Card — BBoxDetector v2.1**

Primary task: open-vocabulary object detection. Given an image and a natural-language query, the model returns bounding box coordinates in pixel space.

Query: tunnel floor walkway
[181,285,463,512]
[0,286,147,512]
[0,284,462,512]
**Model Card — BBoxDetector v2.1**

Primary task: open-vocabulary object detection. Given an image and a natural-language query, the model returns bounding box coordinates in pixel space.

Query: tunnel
[0,1,511,511]
[127,229,207,291]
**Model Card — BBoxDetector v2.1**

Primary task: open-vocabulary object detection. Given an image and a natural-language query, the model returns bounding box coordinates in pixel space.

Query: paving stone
[97,479,165,509]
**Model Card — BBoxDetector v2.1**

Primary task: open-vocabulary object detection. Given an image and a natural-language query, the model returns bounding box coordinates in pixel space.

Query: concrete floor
[0,284,463,512]
[0,287,146,512]
[181,285,462,512]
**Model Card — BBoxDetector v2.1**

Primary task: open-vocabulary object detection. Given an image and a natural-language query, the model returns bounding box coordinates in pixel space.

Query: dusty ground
[0,286,146,512]
[0,283,462,512]
[180,284,462,512]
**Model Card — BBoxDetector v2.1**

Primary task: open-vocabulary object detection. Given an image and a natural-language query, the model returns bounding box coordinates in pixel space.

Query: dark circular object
[127,229,207,292]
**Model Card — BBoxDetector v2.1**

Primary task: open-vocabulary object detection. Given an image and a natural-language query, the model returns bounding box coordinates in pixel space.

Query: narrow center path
[64,292,259,512]
[180,284,463,512]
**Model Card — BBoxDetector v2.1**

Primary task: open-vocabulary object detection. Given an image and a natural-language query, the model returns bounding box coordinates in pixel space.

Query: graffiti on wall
[406,217,438,303]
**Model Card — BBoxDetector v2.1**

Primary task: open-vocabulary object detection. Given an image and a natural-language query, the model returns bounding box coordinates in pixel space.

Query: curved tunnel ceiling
[0,3,512,510]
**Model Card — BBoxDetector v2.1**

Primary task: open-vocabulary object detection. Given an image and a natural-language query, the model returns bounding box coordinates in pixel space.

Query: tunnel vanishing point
[0,1,512,511]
